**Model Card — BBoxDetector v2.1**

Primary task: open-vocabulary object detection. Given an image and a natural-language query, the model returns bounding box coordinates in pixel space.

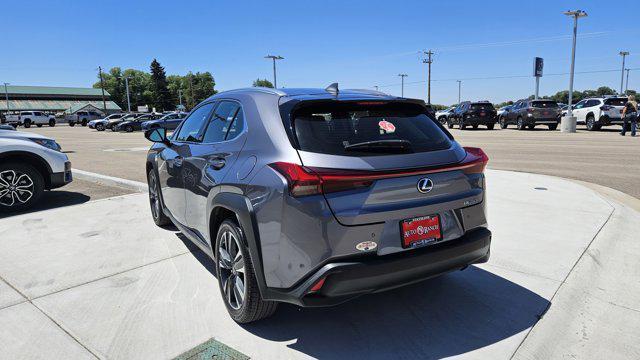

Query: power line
[375,68,640,88]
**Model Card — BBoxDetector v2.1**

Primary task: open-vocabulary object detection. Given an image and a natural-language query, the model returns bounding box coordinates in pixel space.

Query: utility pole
[98,66,107,113]
[625,69,631,94]
[619,51,629,95]
[3,83,9,115]
[457,80,462,103]
[124,77,131,113]
[374,85,379,91]
[178,89,183,109]
[561,9,587,133]
[398,74,408,97]
[422,50,434,104]
[264,55,284,88]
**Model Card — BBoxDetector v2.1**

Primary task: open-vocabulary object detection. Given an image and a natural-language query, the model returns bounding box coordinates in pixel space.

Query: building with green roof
[1,85,122,114]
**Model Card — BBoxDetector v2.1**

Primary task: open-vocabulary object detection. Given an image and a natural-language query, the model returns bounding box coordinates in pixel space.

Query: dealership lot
[2,170,638,359]
[25,124,640,198]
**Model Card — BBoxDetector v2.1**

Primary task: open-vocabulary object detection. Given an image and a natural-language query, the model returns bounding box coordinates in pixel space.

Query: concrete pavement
[0,169,638,359]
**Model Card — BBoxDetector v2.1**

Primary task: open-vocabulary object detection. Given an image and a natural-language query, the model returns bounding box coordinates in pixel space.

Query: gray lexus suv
[144,85,491,323]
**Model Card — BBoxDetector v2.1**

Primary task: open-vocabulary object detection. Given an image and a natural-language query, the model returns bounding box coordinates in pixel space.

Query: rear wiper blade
[344,139,413,153]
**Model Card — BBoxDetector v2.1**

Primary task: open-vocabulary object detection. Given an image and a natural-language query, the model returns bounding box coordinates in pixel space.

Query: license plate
[544,111,550,116]
[401,215,442,248]
[480,112,485,116]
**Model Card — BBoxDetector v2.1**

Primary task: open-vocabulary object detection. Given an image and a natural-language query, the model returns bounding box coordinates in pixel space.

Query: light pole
[3,83,9,115]
[561,9,588,133]
[374,85,379,91]
[124,77,132,113]
[625,69,631,94]
[264,55,284,88]
[457,80,462,103]
[398,74,408,97]
[178,89,183,109]
[619,51,629,95]
[422,50,434,104]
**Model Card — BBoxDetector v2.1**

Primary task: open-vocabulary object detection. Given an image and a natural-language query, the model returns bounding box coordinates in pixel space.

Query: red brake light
[461,147,489,174]
[309,277,326,293]
[270,148,488,197]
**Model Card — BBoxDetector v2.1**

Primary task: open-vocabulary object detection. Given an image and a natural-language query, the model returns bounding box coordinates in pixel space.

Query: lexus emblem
[417,178,434,193]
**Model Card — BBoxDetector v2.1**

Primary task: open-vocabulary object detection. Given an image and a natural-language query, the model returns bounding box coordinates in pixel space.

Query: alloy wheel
[0,170,34,207]
[218,230,246,310]
[148,172,161,220]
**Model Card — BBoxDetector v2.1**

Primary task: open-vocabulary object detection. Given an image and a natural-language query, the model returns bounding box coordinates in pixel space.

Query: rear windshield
[291,102,451,157]
[470,103,495,111]
[531,101,558,108]
[604,97,627,106]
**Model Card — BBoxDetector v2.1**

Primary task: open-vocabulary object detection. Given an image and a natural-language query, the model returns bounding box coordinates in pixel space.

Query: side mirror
[144,128,169,145]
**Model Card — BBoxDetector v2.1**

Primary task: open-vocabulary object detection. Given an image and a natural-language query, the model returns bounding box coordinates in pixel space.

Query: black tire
[527,124,535,130]
[438,116,446,124]
[81,119,88,126]
[447,120,454,129]
[147,170,171,226]
[472,124,478,129]
[517,117,525,130]
[499,117,508,129]
[586,115,599,131]
[49,119,55,127]
[23,119,31,128]
[36,124,42,128]
[487,122,495,130]
[0,162,44,213]
[548,124,558,131]
[460,119,467,130]
[69,122,75,127]
[125,125,133,133]
[96,124,105,131]
[215,219,278,323]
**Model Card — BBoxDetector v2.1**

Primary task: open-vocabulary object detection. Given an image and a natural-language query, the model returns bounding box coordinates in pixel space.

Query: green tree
[252,78,274,88]
[150,59,172,112]
[183,72,217,110]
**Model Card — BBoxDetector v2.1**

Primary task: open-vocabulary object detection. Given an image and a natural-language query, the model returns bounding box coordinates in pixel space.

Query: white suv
[564,96,628,131]
[0,129,72,212]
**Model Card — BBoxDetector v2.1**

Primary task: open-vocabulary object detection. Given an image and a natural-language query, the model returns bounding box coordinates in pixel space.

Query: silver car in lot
[144,86,491,323]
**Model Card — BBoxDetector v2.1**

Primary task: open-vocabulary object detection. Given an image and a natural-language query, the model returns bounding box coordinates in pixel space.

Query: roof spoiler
[325,83,339,97]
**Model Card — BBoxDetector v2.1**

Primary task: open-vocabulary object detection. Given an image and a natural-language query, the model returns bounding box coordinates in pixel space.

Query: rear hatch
[469,102,496,119]
[530,100,559,118]
[603,97,628,117]
[287,100,482,226]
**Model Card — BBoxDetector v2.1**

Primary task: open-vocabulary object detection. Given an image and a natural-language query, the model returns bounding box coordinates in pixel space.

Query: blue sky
[1,0,639,105]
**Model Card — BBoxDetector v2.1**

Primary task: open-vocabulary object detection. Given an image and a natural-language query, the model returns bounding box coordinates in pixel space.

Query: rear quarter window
[291,102,451,157]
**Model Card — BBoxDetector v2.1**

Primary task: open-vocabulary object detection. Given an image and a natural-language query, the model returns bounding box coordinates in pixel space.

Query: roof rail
[216,87,287,96]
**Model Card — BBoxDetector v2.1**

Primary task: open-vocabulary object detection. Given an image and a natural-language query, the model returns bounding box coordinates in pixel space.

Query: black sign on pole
[534,57,544,77]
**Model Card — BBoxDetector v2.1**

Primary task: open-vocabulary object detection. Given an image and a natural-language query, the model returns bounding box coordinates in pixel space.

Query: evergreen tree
[150,59,172,112]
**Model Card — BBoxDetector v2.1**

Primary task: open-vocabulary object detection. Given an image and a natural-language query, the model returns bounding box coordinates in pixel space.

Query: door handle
[209,157,226,170]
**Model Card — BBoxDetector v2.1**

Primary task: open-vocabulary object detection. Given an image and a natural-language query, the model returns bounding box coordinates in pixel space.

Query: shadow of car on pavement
[179,234,550,360]
[0,189,90,219]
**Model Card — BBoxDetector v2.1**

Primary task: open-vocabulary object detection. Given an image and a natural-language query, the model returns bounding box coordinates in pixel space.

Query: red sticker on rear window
[378,120,396,133]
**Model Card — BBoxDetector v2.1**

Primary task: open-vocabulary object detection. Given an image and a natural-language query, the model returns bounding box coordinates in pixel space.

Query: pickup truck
[5,112,56,128]
[66,111,103,127]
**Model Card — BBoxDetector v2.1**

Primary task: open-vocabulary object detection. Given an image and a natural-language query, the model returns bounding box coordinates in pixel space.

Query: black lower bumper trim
[49,170,72,189]
[264,227,491,307]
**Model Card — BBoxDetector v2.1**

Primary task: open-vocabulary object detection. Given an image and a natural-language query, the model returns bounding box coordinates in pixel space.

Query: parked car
[434,106,455,124]
[5,111,56,128]
[447,101,497,130]
[141,112,188,131]
[500,99,560,130]
[66,111,103,127]
[115,113,163,132]
[105,113,138,131]
[89,113,125,131]
[497,105,512,118]
[0,129,72,212]
[561,97,628,131]
[0,124,16,130]
[143,86,491,323]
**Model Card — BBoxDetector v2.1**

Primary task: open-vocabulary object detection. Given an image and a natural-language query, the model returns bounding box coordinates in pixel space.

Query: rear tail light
[527,108,534,113]
[270,147,489,197]
[308,277,326,293]
[600,105,612,111]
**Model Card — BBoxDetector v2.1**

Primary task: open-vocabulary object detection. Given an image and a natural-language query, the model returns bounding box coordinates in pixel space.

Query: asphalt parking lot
[26,123,640,199]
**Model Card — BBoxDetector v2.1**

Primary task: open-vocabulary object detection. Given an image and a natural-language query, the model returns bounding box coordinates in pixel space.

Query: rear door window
[291,102,451,157]
[202,101,241,143]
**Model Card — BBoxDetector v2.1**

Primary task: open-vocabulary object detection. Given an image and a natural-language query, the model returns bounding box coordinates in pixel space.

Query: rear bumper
[266,227,491,307]
[598,115,624,125]
[463,116,496,125]
[525,117,559,125]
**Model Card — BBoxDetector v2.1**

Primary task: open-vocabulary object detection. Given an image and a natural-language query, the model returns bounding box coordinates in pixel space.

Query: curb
[72,169,148,193]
